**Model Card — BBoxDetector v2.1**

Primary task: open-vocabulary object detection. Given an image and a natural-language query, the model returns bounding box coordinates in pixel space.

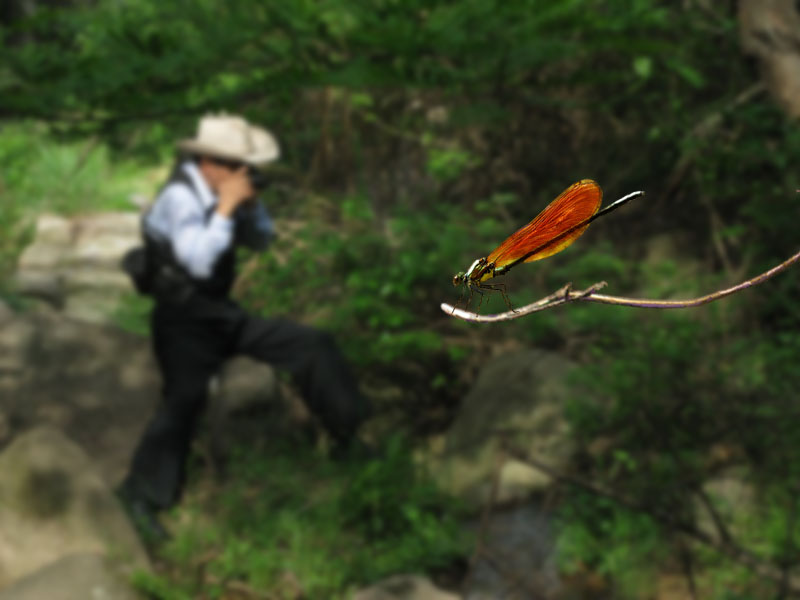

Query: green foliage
[0,123,38,297]
[0,122,150,215]
[4,1,800,596]
[557,493,665,597]
[130,570,189,600]
[340,437,459,536]
[135,438,468,599]
[0,1,676,115]
[20,142,131,214]
[110,293,153,336]
[555,303,800,597]
[0,0,735,193]
[238,194,479,367]
[425,146,479,182]
[0,198,32,301]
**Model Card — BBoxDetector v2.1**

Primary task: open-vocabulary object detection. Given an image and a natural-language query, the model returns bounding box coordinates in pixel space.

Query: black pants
[125,296,369,509]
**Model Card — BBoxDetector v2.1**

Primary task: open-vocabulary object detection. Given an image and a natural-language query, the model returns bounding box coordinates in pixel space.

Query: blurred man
[118,114,369,543]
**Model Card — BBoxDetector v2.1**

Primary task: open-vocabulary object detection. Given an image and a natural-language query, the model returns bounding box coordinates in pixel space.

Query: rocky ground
[0,212,697,599]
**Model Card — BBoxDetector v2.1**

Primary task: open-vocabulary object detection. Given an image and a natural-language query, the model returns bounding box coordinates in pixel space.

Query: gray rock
[206,356,314,463]
[0,427,149,589]
[23,213,73,249]
[215,356,280,415]
[0,306,317,488]
[0,319,36,374]
[15,215,71,270]
[74,213,140,239]
[0,312,159,485]
[431,349,576,509]
[69,231,141,269]
[13,270,64,306]
[0,414,9,448]
[353,575,461,600]
[14,212,141,323]
[464,504,561,600]
[0,299,13,325]
[0,553,142,600]
[0,315,37,400]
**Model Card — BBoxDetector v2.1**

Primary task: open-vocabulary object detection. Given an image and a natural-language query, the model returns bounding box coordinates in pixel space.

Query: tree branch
[501,442,800,594]
[441,247,800,323]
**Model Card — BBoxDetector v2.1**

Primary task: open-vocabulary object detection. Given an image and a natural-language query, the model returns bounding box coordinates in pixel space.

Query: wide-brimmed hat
[178,114,280,167]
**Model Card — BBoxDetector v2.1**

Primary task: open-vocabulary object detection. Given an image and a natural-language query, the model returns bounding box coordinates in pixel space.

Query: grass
[133,436,470,599]
[0,122,163,215]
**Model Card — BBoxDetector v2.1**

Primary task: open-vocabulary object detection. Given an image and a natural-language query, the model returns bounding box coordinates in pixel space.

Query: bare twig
[501,442,800,594]
[693,486,734,546]
[442,246,800,323]
[443,281,607,323]
[699,190,737,276]
[678,540,699,600]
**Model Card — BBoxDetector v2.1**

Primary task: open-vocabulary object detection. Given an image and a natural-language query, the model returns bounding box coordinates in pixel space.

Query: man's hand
[216,167,255,218]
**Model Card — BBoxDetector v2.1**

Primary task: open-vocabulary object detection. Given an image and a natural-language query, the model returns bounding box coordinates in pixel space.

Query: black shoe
[116,482,171,546]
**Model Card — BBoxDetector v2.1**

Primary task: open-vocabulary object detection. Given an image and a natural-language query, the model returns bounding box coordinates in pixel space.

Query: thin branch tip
[442,247,800,323]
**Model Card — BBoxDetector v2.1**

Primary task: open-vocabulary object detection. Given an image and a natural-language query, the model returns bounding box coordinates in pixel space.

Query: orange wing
[487,180,602,269]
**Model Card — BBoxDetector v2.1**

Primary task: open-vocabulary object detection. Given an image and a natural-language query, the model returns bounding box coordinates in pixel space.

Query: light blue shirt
[144,161,275,279]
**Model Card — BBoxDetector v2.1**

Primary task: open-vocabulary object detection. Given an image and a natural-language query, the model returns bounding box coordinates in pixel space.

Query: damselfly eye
[452,273,464,286]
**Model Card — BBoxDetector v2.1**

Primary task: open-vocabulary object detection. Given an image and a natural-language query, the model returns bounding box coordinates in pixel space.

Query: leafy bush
[134,438,469,599]
[552,301,800,598]
[0,122,151,214]
[111,293,153,336]
[557,493,666,598]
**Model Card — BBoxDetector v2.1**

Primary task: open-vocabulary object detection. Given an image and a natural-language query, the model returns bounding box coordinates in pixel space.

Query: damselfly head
[452,272,466,286]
